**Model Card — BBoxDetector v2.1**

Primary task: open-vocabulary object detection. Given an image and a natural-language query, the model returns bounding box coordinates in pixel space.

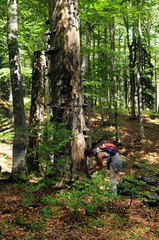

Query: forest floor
[0,100,159,240]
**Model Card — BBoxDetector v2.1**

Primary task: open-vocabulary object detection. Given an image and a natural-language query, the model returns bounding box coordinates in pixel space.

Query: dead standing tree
[47,0,88,179]
[25,50,46,173]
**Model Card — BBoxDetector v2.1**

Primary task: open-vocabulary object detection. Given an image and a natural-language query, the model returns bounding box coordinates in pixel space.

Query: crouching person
[84,144,123,194]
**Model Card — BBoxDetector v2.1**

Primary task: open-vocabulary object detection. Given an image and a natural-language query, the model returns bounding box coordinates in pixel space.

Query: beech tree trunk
[137,5,145,140]
[26,50,46,173]
[124,18,136,119]
[81,21,92,150]
[7,0,27,177]
[156,78,159,113]
[86,22,92,151]
[84,21,93,167]
[48,0,88,179]
[97,28,104,124]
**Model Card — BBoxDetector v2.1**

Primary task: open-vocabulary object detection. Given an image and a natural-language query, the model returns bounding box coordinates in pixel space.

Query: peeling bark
[26,50,46,173]
[48,0,88,179]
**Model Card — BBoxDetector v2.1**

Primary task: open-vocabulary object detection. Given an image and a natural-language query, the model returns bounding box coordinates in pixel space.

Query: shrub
[42,172,118,218]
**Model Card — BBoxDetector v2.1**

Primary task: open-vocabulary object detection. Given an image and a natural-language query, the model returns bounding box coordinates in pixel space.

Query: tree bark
[86,22,93,167]
[48,0,88,179]
[124,17,136,119]
[156,77,159,113]
[26,50,46,173]
[81,21,92,151]
[7,0,27,177]
[137,5,145,140]
[97,28,104,125]
[154,46,158,113]
[86,22,92,151]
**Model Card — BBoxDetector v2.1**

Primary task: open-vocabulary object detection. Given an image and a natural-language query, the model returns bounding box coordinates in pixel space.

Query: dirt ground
[0,112,159,239]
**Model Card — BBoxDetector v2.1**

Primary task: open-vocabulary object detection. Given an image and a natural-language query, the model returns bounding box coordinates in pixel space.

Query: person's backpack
[99,143,117,156]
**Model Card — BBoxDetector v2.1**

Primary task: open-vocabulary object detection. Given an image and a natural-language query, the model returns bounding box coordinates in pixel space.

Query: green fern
[0,115,14,141]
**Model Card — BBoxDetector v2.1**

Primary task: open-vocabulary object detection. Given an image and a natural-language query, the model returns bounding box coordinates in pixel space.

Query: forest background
[0,0,159,239]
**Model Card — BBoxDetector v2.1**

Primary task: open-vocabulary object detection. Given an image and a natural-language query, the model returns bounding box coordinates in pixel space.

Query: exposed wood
[48,0,88,179]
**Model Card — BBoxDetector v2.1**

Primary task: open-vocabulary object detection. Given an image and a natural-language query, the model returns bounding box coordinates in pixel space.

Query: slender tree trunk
[124,68,128,108]
[104,27,111,120]
[115,27,120,144]
[81,22,92,167]
[7,0,27,177]
[123,37,129,109]
[137,6,145,140]
[124,18,136,119]
[130,39,136,119]
[93,30,97,106]
[48,0,88,179]
[155,50,159,113]
[110,18,120,143]
[97,28,104,124]
[157,78,159,113]
[26,50,46,173]
[86,22,92,150]
[154,47,158,112]
[107,22,114,126]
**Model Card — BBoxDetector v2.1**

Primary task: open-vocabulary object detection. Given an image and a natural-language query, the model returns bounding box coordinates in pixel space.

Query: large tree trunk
[7,0,27,177]
[26,50,46,173]
[48,0,88,179]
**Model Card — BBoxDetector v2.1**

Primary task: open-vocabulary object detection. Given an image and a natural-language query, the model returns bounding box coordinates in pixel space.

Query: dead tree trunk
[26,50,46,173]
[47,0,88,179]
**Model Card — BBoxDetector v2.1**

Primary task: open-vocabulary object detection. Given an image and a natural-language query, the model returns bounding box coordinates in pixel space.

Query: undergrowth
[21,172,119,222]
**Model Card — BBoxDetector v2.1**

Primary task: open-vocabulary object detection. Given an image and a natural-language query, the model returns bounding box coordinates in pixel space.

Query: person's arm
[89,152,105,175]
[88,162,98,171]
[89,166,102,175]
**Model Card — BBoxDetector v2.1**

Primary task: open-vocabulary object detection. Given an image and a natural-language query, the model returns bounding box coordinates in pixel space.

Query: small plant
[118,175,143,200]
[42,173,117,220]
[22,192,35,207]
[16,212,28,228]
[42,207,52,218]
[154,169,159,176]
[15,212,46,234]
[0,114,14,141]
[26,117,73,178]
[29,218,46,232]
[0,153,8,163]
[0,219,14,236]
[146,154,153,160]
[87,216,108,228]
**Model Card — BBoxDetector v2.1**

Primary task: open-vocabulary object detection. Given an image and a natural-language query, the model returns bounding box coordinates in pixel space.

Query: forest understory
[0,100,159,240]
